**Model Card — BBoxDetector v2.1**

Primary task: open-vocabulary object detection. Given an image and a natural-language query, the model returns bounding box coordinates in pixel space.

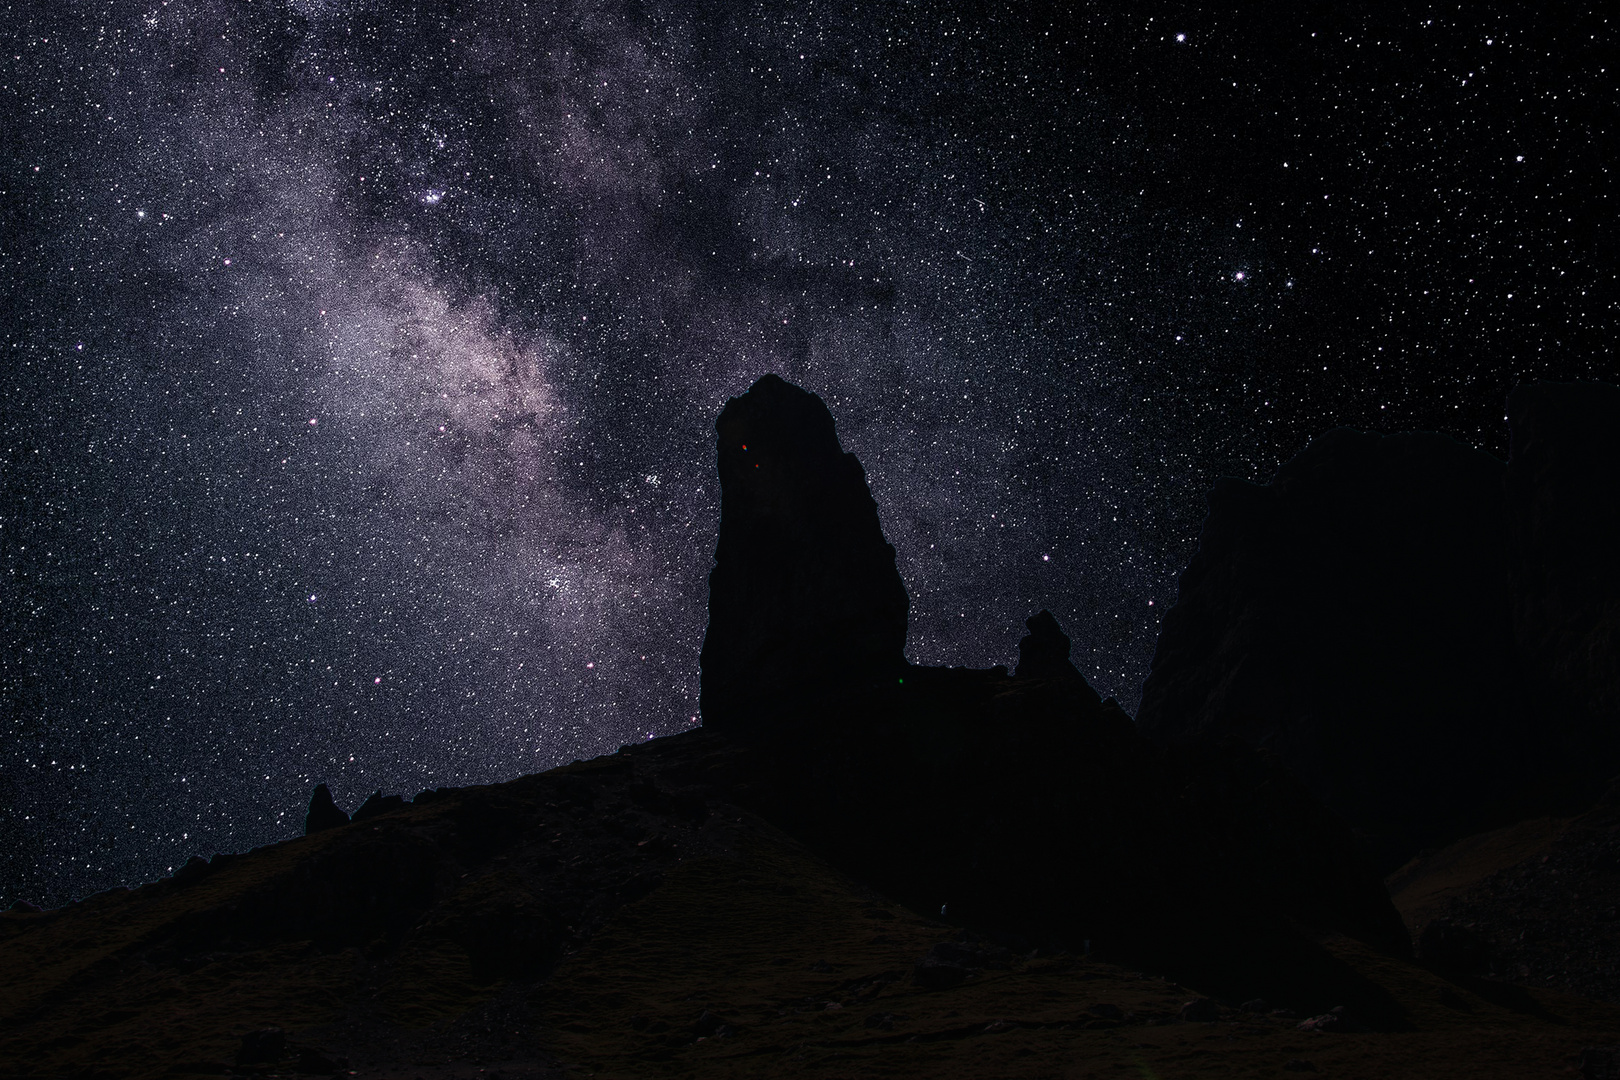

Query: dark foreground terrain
[3,732,1620,1080]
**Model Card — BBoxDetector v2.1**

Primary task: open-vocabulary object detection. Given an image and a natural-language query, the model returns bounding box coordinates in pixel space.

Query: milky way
[3,2,1612,905]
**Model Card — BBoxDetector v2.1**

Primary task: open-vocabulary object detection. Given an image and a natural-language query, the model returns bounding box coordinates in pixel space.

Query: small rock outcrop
[351,791,406,822]
[304,783,349,835]
[1015,609,1091,687]
[699,374,909,728]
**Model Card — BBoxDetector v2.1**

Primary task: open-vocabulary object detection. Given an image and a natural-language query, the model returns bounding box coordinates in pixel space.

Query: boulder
[912,956,969,989]
[1416,918,1493,975]
[1296,1005,1366,1033]
[1180,997,1220,1022]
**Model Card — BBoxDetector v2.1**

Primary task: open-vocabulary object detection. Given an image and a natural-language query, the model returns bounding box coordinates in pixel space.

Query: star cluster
[2,2,1612,906]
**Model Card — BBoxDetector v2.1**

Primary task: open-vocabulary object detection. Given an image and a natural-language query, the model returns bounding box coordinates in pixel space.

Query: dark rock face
[700,374,909,728]
[1138,383,1620,872]
[1506,380,1620,724]
[1136,428,1533,868]
[352,791,407,822]
[304,783,349,835]
[712,657,1412,1015]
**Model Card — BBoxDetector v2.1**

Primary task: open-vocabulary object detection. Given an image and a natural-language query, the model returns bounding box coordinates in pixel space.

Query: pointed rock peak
[701,374,909,728]
[1015,609,1079,680]
[717,374,843,471]
[353,791,407,822]
[1013,609,1105,710]
[304,783,349,835]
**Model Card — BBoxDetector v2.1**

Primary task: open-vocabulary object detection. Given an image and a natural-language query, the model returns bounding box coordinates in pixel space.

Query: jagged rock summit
[1016,609,1084,680]
[700,373,909,727]
[302,783,348,835]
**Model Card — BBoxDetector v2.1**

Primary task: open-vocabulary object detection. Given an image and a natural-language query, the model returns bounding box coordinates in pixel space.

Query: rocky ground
[1391,784,1620,1007]
[4,735,1620,1080]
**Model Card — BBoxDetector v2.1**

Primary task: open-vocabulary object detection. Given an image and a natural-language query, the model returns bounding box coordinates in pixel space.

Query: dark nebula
[2,2,1611,906]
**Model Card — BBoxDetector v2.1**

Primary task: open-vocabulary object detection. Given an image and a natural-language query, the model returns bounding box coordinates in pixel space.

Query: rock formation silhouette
[1014,609,1090,688]
[31,375,1620,1079]
[1137,380,1620,871]
[303,783,349,834]
[352,791,407,822]
[699,373,909,728]
[692,376,1411,1010]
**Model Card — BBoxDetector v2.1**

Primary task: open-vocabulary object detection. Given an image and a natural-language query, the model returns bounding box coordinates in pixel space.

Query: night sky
[3,2,1612,907]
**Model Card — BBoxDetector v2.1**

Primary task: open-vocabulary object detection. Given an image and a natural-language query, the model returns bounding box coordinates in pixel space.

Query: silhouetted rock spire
[700,374,909,727]
[352,791,406,822]
[304,783,349,834]
[1015,610,1079,680]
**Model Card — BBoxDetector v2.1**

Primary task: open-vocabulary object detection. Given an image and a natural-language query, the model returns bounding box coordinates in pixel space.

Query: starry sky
[3,1,1613,906]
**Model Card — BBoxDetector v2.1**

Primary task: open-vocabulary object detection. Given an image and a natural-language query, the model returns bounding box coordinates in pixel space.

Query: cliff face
[1137,382,1620,871]
[1505,380,1620,724]
[699,374,909,728]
